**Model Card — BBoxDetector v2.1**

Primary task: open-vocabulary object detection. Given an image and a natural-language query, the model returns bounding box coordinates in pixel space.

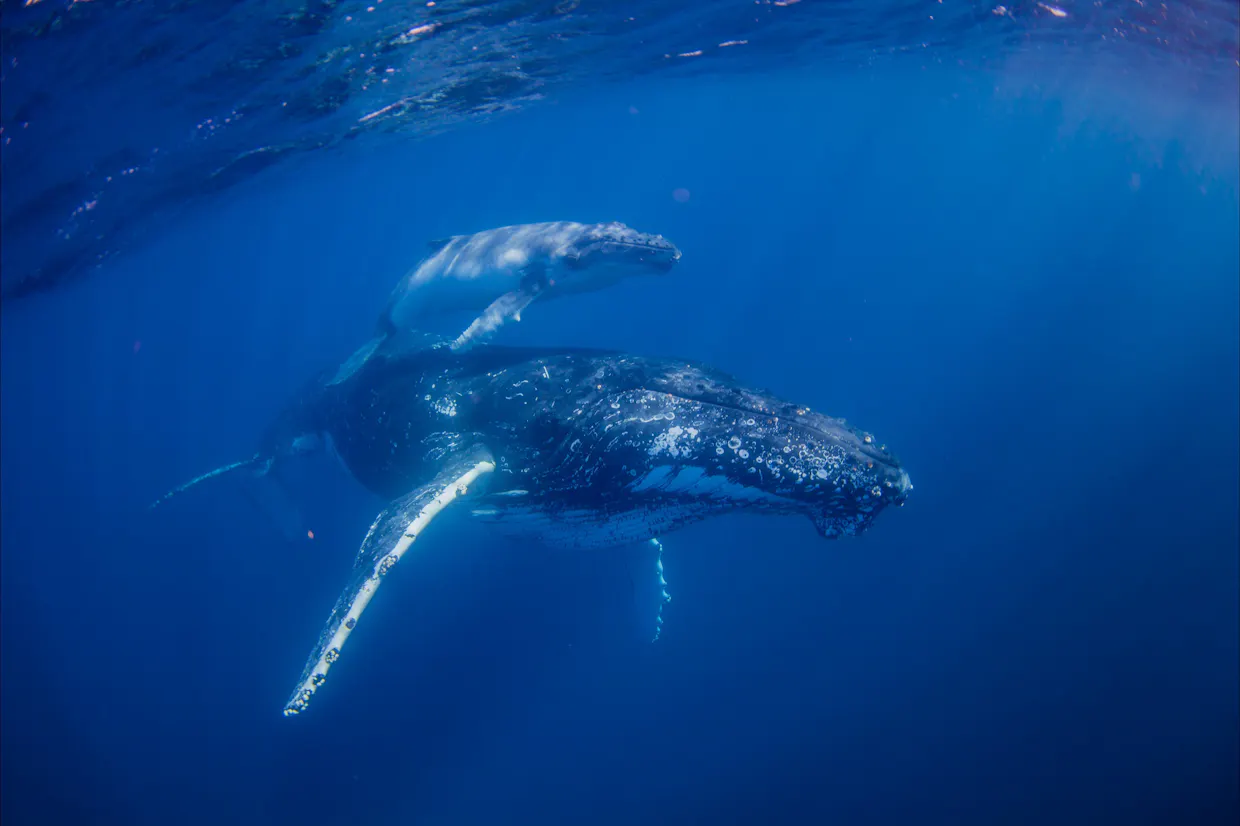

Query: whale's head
[558,222,681,282]
[600,373,912,540]
[477,358,910,547]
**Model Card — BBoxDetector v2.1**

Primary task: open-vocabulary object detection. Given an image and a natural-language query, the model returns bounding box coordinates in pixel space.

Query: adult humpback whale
[151,340,911,715]
[327,220,682,386]
[242,343,913,717]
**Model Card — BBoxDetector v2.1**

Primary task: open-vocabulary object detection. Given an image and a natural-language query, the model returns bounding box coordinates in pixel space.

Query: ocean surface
[1,1,1238,824]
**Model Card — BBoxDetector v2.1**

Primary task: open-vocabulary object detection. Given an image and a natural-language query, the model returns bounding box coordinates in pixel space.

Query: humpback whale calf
[327,220,682,386]
[233,343,913,717]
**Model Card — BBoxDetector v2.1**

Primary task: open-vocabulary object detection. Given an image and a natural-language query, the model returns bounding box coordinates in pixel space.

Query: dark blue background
[3,71,1237,825]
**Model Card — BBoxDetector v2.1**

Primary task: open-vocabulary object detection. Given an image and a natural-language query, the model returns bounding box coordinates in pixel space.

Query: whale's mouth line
[480,467,855,542]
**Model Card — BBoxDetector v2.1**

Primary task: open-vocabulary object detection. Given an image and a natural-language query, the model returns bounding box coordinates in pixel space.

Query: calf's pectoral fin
[449,263,548,352]
[449,287,541,351]
[282,446,496,717]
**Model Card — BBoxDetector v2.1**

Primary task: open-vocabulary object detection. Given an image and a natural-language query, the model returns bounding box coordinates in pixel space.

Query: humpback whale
[327,220,681,386]
[222,344,912,716]
[151,341,911,716]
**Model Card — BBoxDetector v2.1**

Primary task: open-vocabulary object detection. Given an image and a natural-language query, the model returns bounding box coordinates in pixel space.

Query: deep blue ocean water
[2,2,1238,825]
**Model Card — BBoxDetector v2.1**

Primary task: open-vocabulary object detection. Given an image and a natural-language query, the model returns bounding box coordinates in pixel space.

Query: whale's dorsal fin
[282,445,496,717]
[426,237,455,252]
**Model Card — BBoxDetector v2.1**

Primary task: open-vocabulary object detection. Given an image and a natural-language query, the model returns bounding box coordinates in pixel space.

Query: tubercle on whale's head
[560,221,681,276]
[789,409,913,539]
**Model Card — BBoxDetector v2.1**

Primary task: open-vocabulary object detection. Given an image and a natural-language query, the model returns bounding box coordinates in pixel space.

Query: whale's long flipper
[282,446,495,717]
[651,538,672,642]
[449,288,539,352]
[148,456,265,510]
[449,264,547,353]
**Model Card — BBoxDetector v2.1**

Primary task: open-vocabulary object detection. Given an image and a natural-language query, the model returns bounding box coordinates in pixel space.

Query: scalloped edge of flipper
[282,447,495,717]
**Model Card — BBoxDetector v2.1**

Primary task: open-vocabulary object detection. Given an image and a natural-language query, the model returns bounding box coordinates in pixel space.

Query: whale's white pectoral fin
[449,287,540,352]
[282,446,495,717]
[651,538,672,642]
[449,263,547,353]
